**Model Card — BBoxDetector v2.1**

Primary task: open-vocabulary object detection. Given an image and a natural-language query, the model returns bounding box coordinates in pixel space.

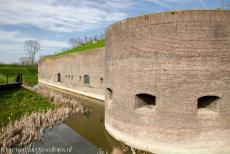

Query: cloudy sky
[0,0,225,63]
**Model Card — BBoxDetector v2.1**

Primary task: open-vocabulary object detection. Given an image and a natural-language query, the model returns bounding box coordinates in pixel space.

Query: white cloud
[0,43,23,53]
[144,0,175,10]
[0,31,22,42]
[145,0,190,2]
[40,39,68,49]
[104,0,138,8]
[144,0,194,10]
[0,29,68,63]
[0,0,128,32]
[0,30,68,47]
[198,0,208,8]
[0,29,68,53]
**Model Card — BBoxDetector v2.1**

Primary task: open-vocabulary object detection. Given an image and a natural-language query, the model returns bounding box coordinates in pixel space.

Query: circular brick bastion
[104,10,230,154]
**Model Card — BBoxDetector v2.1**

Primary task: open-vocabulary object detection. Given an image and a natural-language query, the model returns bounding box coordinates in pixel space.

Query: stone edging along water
[0,85,91,149]
[38,81,105,101]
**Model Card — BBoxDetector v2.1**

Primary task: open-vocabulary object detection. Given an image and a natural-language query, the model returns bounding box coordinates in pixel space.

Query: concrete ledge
[39,80,105,101]
[105,119,230,154]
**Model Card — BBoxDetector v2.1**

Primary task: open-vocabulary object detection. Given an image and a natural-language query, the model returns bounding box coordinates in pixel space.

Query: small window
[84,75,90,84]
[135,93,156,108]
[198,96,220,112]
[100,78,103,83]
[106,88,113,100]
[71,75,73,80]
[57,73,61,82]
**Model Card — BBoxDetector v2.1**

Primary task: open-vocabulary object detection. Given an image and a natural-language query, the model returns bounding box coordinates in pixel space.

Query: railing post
[6,74,8,84]
[20,73,22,84]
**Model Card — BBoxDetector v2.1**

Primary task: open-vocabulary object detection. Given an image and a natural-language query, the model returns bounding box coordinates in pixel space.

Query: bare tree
[67,34,104,49]
[61,47,69,52]
[20,57,32,65]
[220,0,230,9]
[100,33,105,39]
[68,38,77,48]
[93,35,98,41]
[68,37,85,48]
[84,36,88,43]
[88,36,95,42]
[77,37,84,45]
[24,40,40,65]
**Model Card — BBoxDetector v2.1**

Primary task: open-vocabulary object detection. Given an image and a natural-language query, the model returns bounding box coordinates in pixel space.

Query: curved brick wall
[105,10,230,153]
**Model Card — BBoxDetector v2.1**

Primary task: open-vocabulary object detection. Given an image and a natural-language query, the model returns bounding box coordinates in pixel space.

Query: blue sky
[0,0,226,63]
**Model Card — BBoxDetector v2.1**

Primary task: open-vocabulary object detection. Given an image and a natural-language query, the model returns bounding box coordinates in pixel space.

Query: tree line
[67,34,104,48]
[220,0,230,9]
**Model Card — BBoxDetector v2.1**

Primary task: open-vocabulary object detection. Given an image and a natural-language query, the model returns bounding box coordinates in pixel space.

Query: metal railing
[0,73,22,89]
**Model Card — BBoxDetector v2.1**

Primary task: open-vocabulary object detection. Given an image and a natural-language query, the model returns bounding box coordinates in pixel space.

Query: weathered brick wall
[38,48,105,100]
[105,10,230,152]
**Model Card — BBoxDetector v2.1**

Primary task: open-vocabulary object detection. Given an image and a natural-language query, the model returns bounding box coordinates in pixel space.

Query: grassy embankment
[0,88,55,129]
[0,64,38,86]
[43,39,105,59]
[57,39,105,55]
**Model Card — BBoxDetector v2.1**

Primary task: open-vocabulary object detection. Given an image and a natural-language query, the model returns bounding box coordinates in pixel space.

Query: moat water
[30,85,151,154]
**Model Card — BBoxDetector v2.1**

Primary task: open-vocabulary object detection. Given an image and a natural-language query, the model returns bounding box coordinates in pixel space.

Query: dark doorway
[84,75,90,84]
[58,73,61,82]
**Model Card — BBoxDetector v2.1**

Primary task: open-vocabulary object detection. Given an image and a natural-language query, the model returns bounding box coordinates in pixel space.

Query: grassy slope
[0,64,38,86]
[0,88,55,128]
[46,39,105,57]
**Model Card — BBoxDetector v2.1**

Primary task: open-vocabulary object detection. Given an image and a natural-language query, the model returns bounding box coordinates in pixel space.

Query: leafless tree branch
[24,40,41,65]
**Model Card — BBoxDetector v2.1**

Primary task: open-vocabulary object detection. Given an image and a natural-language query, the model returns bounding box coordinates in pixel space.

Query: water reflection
[36,84,152,154]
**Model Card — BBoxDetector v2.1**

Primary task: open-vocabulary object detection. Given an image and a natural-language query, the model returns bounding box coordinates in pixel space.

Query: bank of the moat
[0,85,151,154]
[0,86,89,149]
[31,85,152,154]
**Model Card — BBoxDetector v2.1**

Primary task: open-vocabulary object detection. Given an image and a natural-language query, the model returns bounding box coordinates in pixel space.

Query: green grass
[43,39,105,59]
[0,88,55,128]
[0,64,38,86]
[58,39,105,55]
[0,74,6,84]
